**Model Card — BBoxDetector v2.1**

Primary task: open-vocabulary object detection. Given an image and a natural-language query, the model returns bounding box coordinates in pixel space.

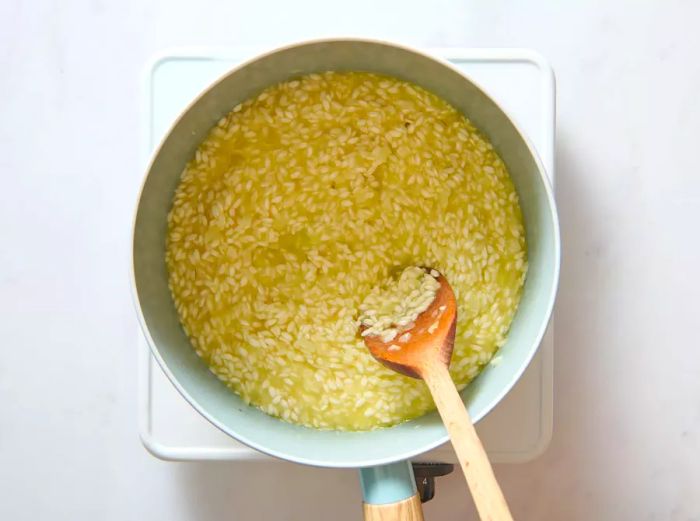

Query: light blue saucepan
[131,38,560,519]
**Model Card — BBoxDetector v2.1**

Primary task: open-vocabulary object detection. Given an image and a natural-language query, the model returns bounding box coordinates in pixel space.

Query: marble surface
[1,1,699,519]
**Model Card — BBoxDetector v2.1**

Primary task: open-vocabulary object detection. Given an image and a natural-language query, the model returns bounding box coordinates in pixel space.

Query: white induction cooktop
[139,47,555,463]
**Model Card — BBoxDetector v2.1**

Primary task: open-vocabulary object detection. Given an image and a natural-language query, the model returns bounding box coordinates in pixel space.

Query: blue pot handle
[359,461,424,519]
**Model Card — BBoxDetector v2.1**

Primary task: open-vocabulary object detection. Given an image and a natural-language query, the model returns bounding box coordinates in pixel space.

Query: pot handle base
[359,462,424,520]
[362,494,424,521]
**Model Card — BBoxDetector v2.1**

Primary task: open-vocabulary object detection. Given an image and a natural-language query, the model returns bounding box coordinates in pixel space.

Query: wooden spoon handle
[421,360,514,521]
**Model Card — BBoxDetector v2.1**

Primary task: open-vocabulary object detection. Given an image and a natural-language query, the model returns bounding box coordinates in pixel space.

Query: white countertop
[1,1,699,519]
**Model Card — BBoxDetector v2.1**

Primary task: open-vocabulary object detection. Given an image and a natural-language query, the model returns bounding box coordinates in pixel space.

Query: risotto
[359,266,441,344]
[166,71,527,431]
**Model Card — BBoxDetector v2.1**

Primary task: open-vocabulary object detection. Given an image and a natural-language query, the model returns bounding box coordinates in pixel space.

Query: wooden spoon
[361,271,514,521]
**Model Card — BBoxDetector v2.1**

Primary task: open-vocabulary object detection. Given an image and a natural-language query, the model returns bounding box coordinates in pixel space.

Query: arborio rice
[358,266,441,344]
[166,71,527,431]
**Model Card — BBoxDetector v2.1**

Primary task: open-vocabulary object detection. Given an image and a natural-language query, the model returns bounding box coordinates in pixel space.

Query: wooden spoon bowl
[362,273,457,379]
